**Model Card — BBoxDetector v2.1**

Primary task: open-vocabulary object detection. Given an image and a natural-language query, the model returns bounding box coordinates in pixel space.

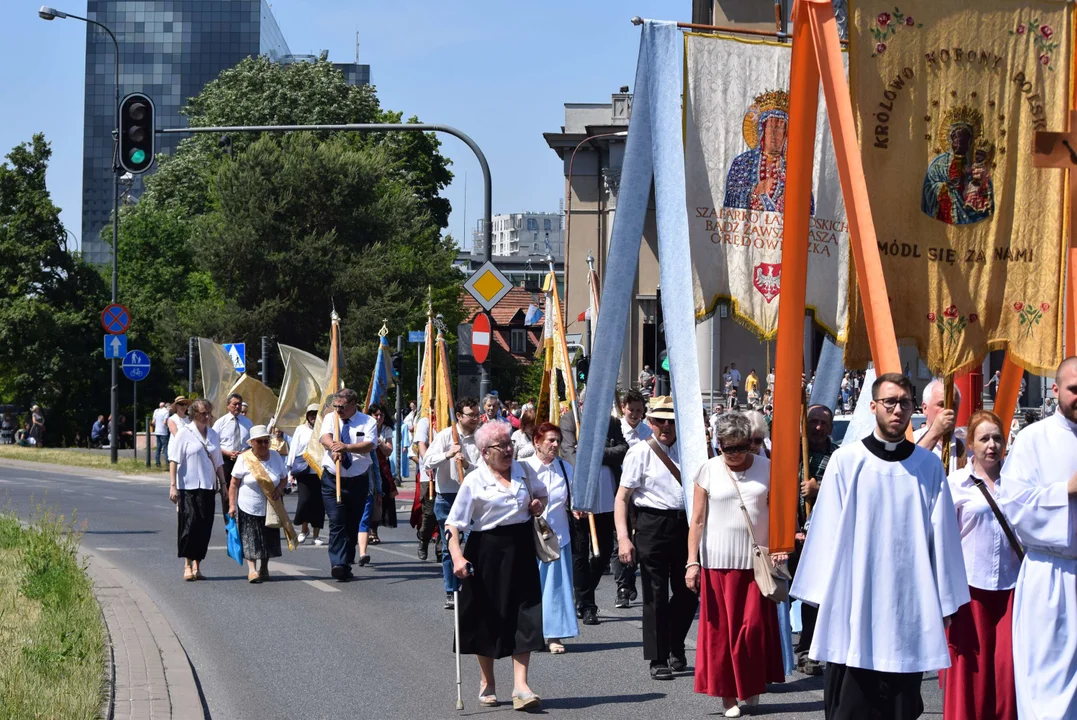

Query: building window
[526,218,537,231]
[510,329,527,354]
[544,218,552,231]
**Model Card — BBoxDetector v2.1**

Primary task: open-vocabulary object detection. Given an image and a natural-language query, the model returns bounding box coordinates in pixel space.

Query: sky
[0,0,686,252]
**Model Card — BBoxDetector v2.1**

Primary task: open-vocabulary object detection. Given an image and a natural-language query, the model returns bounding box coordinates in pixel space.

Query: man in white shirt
[914,378,963,468]
[410,411,438,562]
[615,396,697,681]
[612,389,652,608]
[318,388,378,581]
[423,396,483,609]
[152,401,171,468]
[729,363,742,400]
[791,372,969,718]
[997,357,1077,719]
[212,393,252,517]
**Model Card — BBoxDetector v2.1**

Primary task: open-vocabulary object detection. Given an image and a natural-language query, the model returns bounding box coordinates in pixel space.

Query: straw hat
[249,425,270,441]
[646,396,676,421]
[171,396,189,412]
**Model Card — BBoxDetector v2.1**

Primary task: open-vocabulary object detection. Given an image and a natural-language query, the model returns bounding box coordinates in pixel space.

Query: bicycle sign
[121,350,151,382]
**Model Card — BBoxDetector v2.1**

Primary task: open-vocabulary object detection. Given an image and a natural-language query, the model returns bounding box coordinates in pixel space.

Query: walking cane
[454,586,463,710]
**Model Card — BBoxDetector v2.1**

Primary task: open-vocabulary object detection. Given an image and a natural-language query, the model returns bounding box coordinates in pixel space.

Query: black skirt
[292,470,325,528]
[457,520,544,659]
[177,489,216,561]
[238,508,282,561]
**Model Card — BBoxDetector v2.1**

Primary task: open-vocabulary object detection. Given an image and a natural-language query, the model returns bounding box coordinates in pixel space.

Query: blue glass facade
[81,0,292,265]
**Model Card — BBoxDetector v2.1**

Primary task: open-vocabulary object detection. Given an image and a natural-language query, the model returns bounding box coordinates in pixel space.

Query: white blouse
[168,425,223,491]
[523,455,573,547]
[947,467,1022,591]
[446,462,539,533]
[286,422,315,473]
[167,413,191,436]
[695,454,771,570]
[232,451,288,516]
[620,439,684,511]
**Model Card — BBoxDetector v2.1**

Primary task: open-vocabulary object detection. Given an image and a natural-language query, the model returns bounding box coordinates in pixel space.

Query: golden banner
[848,1,1073,375]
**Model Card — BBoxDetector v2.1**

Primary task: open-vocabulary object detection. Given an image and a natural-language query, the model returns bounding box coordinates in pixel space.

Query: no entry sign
[471,313,491,364]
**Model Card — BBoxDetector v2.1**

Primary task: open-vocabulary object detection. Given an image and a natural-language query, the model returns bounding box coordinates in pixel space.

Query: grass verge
[0,508,106,719]
[0,445,167,474]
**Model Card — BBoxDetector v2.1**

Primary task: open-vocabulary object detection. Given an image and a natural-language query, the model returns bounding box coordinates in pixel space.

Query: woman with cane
[446,421,547,711]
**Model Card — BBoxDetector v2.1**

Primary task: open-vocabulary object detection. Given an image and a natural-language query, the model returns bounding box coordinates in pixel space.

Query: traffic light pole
[107,27,120,464]
[158,123,493,260]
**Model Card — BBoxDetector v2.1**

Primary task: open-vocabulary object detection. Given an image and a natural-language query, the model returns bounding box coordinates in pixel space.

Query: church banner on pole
[684,33,851,340]
[847,1,1073,375]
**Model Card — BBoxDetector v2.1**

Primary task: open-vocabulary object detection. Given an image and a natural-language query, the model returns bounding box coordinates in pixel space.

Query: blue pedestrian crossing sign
[122,350,151,382]
[223,343,245,373]
[104,333,127,359]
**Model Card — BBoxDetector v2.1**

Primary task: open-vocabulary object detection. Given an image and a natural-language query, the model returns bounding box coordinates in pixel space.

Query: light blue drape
[575,21,707,517]
[809,335,845,412]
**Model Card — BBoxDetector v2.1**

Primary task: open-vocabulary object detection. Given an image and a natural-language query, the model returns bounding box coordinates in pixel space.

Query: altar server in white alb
[790,372,969,720]
[996,356,1077,720]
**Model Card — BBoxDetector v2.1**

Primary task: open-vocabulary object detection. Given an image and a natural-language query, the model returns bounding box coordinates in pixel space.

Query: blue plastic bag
[225,515,243,565]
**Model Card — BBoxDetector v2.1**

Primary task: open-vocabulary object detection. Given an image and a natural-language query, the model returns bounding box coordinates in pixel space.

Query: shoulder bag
[723,461,791,603]
[645,436,682,485]
[973,477,1025,562]
[520,465,561,563]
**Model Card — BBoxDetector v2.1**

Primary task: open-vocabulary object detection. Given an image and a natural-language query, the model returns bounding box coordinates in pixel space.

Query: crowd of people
[156,358,1077,718]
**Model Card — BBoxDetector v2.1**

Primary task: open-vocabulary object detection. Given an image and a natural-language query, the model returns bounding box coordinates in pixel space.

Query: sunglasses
[721,444,751,455]
[651,417,675,425]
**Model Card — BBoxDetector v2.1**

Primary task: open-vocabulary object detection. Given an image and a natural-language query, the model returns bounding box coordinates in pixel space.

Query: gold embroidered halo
[742,89,790,150]
[936,105,984,153]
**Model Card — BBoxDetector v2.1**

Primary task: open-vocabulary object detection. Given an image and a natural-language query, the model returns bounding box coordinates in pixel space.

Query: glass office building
[81,1,370,265]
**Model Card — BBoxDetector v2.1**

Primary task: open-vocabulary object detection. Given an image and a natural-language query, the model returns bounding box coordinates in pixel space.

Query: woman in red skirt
[687,412,785,718]
[943,409,1022,720]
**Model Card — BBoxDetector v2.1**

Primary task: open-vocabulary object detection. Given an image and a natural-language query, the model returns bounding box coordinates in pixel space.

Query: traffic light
[174,356,186,379]
[118,92,155,174]
[391,352,404,379]
[258,336,270,385]
[575,356,590,385]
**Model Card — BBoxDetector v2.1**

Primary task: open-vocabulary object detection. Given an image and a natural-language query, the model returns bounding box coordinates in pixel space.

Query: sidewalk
[85,550,205,720]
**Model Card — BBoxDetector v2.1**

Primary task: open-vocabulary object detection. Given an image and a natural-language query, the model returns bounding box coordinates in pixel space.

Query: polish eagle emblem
[753,262,782,303]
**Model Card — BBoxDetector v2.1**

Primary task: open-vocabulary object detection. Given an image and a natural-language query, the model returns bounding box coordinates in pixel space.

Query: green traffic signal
[130,149,146,164]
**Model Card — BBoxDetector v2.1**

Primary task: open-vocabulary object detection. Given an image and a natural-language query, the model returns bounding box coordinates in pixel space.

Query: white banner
[684,34,850,340]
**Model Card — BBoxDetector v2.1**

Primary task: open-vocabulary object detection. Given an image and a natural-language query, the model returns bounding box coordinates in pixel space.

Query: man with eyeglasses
[791,372,968,719]
[423,396,484,609]
[791,404,839,676]
[615,396,698,680]
[319,388,379,581]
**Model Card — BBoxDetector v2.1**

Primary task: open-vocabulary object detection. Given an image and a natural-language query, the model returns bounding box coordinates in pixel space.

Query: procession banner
[684,33,851,340]
[272,344,328,432]
[848,2,1072,375]
[227,374,278,427]
[197,338,239,413]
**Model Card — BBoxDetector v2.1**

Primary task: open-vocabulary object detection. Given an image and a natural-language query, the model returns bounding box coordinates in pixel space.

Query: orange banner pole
[768,0,819,554]
[805,0,901,375]
[994,355,1025,439]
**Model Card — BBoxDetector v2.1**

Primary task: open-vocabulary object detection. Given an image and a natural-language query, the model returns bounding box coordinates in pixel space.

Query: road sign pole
[132,380,137,461]
[145,415,151,468]
[110,359,118,463]
[479,363,489,402]
[395,334,403,483]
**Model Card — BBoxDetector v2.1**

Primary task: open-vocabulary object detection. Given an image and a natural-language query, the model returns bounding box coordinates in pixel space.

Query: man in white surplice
[997,356,1077,720]
[790,372,969,719]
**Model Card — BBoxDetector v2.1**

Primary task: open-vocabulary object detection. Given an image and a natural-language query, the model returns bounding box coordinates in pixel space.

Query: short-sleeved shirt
[620,439,684,511]
[446,462,537,532]
[232,451,288,516]
[168,425,224,491]
[152,407,171,436]
[410,416,431,467]
[213,413,253,453]
[320,411,379,477]
[696,455,770,569]
[523,455,573,547]
[168,413,191,435]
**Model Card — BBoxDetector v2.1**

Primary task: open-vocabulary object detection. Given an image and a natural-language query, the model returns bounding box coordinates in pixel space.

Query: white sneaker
[724,706,742,718]
[313,537,326,546]
[296,532,307,544]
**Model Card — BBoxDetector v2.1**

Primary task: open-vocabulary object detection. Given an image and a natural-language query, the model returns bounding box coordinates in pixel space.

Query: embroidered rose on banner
[1012,17,1059,70]
[933,305,969,348]
[870,6,922,57]
[1014,301,1048,338]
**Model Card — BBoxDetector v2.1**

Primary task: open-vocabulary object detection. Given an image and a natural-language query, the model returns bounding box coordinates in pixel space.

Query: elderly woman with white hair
[446,420,548,711]
[687,412,784,717]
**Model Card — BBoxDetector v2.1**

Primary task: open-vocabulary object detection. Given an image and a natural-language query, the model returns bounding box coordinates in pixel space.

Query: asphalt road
[0,460,944,719]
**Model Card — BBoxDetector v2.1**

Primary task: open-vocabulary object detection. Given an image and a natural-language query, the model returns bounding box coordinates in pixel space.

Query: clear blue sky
[0,1,685,252]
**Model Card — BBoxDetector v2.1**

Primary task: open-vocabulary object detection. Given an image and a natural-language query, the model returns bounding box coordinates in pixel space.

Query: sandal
[478,685,497,707]
[248,571,262,584]
[369,535,381,545]
[547,640,566,654]
[511,691,541,711]
[183,567,195,581]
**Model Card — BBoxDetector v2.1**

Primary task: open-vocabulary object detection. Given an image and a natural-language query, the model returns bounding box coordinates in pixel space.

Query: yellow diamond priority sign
[463,261,512,311]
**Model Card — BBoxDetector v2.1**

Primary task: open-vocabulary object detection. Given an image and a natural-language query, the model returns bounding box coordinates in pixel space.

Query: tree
[0,135,110,444]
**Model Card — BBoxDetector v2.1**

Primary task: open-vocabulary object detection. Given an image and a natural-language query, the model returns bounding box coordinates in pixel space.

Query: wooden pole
[941,375,955,474]
[328,312,342,503]
[768,0,819,554]
[438,332,467,484]
[801,393,812,517]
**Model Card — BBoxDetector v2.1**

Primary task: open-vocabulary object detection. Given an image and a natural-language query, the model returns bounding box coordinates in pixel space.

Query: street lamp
[563,130,627,324]
[40,5,123,463]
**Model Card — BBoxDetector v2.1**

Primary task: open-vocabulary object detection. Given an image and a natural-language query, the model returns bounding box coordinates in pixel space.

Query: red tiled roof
[461,287,543,327]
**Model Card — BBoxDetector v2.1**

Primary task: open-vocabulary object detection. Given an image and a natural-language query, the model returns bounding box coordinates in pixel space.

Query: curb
[0,456,168,483]
[84,549,205,720]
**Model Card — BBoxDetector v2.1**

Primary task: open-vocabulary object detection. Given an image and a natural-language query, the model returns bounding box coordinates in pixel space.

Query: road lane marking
[103,496,117,500]
[368,544,423,562]
[273,561,339,593]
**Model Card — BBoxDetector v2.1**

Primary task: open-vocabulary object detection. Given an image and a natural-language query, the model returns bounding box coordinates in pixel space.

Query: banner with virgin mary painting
[846,1,1072,375]
[684,33,850,340]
